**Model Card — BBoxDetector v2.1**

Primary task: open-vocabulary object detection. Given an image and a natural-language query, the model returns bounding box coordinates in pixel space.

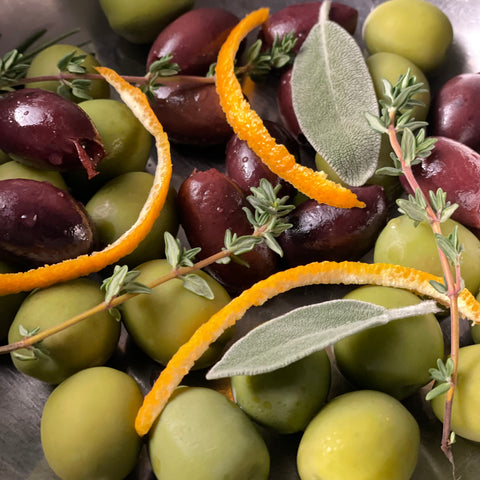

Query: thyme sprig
[141,54,181,99]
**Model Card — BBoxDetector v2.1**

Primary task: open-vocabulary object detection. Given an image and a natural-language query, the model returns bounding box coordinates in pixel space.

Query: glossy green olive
[0,160,67,190]
[121,259,232,369]
[231,350,331,434]
[41,366,143,480]
[8,278,120,384]
[85,172,179,267]
[363,0,453,73]
[0,261,26,339]
[297,390,420,480]
[374,215,480,295]
[26,44,110,101]
[148,386,270,480]
[334,286,444,399]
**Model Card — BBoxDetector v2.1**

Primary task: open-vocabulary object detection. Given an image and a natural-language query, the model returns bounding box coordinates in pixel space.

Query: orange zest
[135,260,480,436]
[0,67,172,295]
[215,8,364,209]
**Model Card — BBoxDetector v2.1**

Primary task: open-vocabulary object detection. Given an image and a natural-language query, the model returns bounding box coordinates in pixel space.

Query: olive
[0,160,67,190]
[26,44,110,102]
[0,179,95,266]
[121,259,232,369]
[334,286,444,399]
[0,261,27,339]
[8,278,120,384]
[0,149,10,164]
[231,350,331,434]
[85,171,178,267]
[148,386,270,480]
[279,185,388,267]
[297,390,420,480]
[0,89,105,178]
[147,8,239,76]
[41,366,143,480]
[277,68,303,140]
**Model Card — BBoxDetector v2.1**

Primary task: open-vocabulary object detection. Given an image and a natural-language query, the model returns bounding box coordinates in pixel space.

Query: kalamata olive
[279,185,388,267]
[277,67,303,140]
[178,168,278,292]
[225,120,298,198]
[260,1,358,53]
[147,8,239,76]
[431,73,480,153]
[400,136,480,230]
[0,89,105,178]
[0,178,95,265]
[150,78,232,145]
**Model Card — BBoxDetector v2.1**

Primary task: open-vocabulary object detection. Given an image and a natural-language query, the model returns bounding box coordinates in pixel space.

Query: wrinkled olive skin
[147,8,239,75]
[400,137,480,230]
[0,179,95,266]
[225,120,298,198]
[431,73,480,153]
[231,351,331,434]
[41,367,143,480]
[260,2,358,53]
[9,279,120,384]
[279,185,388,267]
[150,78,232,145]
[178,168,278,292]
[0,89,105,178]
[0,261,26,339]
[0,160,67,190]
[148,386,270,480]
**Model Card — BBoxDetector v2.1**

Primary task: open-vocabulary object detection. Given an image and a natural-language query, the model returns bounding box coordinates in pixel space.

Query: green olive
[41,366,143,480]
[121,259,232,369]
[26,44,110,101]
[0,160,67,190]
[0,261,27,339]
[334,286,444,399]
[148,386,270,480]
[85,172,179,267]
[8,278,120,384]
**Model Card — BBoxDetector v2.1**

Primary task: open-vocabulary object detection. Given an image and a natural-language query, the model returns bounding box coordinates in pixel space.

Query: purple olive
[400,136,480,230]
[277,67,302,140]
[147,7,239,76]
[0,89,105,178]
[149,78,232,145]
[431,73,480,153]
[178,168,278,292]
[279,185,388,267]
[225,120,298,198]
[0,178,95,265]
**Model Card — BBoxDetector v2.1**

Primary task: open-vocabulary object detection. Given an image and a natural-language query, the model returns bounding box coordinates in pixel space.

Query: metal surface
[0,1,479,479]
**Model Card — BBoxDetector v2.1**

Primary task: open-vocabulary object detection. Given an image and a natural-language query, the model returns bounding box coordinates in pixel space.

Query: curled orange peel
[0,67,172,295]
[215,8,364,209]
[135,260,480,436]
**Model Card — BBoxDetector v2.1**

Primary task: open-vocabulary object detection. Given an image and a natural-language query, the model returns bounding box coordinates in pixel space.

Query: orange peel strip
[135,260,480,436]
[215,8,364,209]
[0,67,172,295]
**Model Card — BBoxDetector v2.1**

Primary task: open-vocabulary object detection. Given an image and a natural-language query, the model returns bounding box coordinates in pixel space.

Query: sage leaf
[207,299,440,379]
[291,15,380,186]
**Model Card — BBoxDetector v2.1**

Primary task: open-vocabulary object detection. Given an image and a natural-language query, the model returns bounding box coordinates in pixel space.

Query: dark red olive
[149,78,232,145]
[178,168,278,292]
[260,2,358,52]
[225,120,298,198]
[0,89,104,178]
[0,178,95,265]
[278,185,388,267]
[147,7,239,76]
[277,67,302,140]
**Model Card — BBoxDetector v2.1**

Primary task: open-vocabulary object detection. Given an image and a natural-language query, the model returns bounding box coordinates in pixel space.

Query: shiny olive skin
[0,261,26,339]
[41,367,143,480]
[121,259,232,369]
[26,44,110,102]
[150,78,232,145]
[260,2,358,53]
[178,168,278,292]
[400,137,480,230]
[231,351,331,434]
[148,386,270,480]
[225,120,298,198]
[9,279,120,384]
[431,73,480,153]
[0,179,95,266]
[147,8,239,75]
[279,185,388,267]
[0,89,105,178]
[0,160,67,190]
[277,68,303,140]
